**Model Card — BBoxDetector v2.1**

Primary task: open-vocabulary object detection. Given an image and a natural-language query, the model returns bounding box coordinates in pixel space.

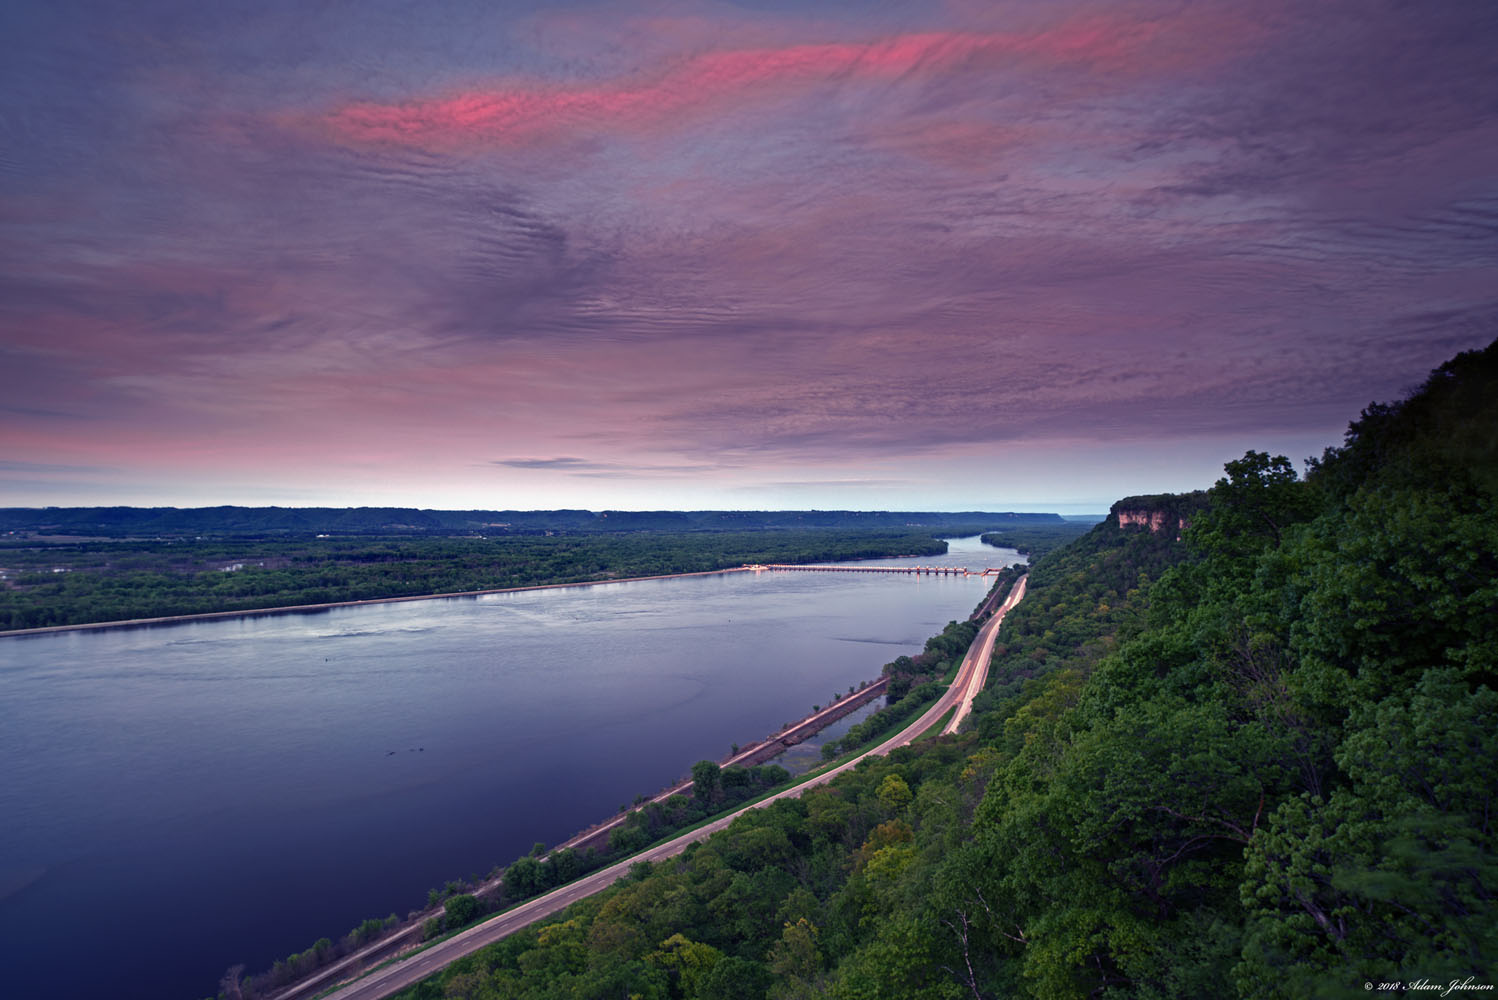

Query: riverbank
[551,676,890,857]
[262,675,893,1000]
[0,566,753,638]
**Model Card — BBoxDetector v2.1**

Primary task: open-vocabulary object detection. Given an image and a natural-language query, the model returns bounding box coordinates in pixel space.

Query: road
[942,575,1026,735]
[316,577,1026,1000]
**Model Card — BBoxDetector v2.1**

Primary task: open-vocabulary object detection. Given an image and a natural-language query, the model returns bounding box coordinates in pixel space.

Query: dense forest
[0,529,969,631]
[976,520,1095,560]
[361,341,1496,1000]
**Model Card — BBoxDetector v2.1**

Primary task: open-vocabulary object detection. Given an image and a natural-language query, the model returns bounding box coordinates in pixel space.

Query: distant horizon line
[3,503,1109,515]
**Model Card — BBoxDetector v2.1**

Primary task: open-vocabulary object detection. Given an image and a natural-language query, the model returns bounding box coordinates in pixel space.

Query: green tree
[1189,450,1315,564]
[444,893,481,929]
[1237,670,1498,997]
[503,855,543,900]
[692,760,722,803]
[647,932,724,997]
[768,918,824,1000]
[876,773,913,814]
[698,956,774,1000]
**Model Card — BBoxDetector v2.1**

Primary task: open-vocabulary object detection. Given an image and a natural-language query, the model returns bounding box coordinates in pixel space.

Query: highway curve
[316,577,1027,1000]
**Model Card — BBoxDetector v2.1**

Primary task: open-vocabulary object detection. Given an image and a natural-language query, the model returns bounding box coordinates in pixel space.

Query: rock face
[1109,491,1207,537]
[1116,508,1178,533]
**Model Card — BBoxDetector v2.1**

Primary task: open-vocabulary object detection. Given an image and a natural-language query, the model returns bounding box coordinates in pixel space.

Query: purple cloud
[0,0,1493,507]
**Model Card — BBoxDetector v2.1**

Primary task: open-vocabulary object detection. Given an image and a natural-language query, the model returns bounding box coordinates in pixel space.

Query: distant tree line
[0,529,960,630]
[977,520,1092,559]
[0,506,1061,538]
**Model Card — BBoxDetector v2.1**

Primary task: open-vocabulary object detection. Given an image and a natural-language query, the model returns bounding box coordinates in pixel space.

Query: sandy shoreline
[0,566,753,638]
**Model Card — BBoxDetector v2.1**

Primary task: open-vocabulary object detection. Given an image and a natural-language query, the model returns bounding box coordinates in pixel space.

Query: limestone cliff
[1109,491,1207,537]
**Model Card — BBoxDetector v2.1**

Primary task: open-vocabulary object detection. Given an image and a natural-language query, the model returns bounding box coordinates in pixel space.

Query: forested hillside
[379,341,1496,1000]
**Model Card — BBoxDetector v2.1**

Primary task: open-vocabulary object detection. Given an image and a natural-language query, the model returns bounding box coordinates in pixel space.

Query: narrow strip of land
[313,577,1026,1000]
[550,677,888,858]
[267,677,892,1000]
[0,567,753,638]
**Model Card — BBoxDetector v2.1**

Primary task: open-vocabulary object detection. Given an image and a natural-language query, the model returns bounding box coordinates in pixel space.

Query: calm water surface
[0,537,1020,999]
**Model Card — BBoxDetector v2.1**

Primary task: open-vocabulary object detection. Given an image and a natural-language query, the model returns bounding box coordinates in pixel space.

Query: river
[0,536,1021,999]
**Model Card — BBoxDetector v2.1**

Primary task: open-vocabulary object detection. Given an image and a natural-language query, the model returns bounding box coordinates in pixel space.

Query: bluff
[1108,490,1207,535]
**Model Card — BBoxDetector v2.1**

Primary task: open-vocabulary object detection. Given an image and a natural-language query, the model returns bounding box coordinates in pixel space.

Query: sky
[1,0,1495,514]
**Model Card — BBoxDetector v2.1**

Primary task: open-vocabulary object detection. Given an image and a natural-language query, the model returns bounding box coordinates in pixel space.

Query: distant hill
[0,507,1061,539]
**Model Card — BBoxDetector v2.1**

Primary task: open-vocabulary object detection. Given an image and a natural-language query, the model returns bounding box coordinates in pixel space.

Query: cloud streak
[299,13,1218,152]
[491,457,722,477]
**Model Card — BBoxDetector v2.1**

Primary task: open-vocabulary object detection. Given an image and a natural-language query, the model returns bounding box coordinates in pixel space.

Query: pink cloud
[297,10,1245,152]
